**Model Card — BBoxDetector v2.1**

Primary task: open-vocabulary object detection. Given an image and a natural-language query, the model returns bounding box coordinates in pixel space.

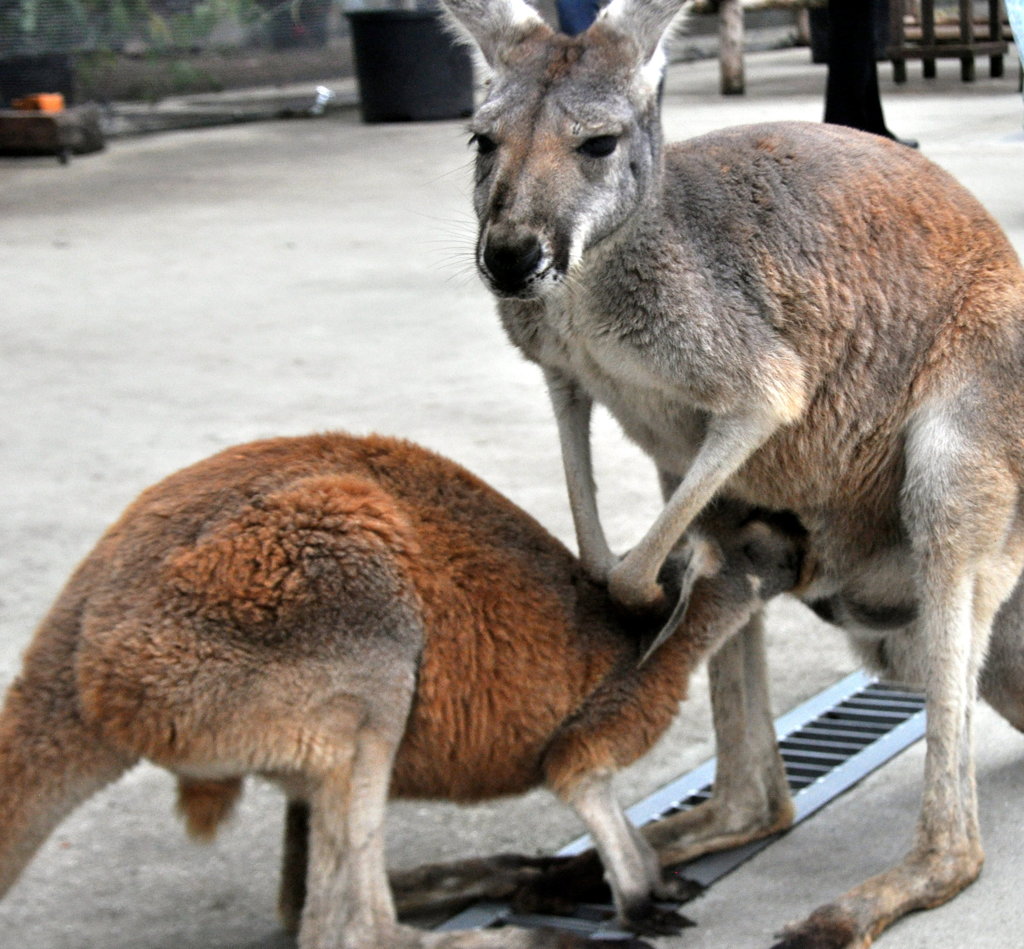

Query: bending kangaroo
[442,0,1024,945]
[0,432,804,949]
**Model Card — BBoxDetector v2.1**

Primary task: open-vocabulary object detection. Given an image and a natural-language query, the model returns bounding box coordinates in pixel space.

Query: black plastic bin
[0,54,75,107]
[346,9,474,122]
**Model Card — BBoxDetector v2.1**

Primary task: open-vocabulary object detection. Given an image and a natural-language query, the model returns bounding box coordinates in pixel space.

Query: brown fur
[0,432,800,948]
[177,777,243,840]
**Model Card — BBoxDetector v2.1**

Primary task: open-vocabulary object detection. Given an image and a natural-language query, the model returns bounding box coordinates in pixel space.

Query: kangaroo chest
[509,271,916,516]
[527,294,713,475]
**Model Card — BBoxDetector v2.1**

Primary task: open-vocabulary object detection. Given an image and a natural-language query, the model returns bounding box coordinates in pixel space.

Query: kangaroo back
[0,433,607,894]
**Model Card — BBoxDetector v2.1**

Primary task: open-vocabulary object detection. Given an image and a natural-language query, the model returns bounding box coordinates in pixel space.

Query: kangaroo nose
[481,232,544,296]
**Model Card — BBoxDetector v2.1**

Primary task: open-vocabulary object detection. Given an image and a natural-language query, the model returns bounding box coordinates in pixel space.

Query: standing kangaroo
[0,431,805,949]
[441,0,1024,945]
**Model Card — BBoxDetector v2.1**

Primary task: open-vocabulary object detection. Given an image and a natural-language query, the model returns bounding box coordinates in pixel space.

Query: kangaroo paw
[582,938,655,949]
[621,900,696,937]
[654,866,704,903]
[770,905,857,949]
[510,851,611,914]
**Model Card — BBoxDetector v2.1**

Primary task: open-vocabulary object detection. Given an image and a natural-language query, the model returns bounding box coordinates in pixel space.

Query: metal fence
[0,0,357,57]
[0,1,438,104]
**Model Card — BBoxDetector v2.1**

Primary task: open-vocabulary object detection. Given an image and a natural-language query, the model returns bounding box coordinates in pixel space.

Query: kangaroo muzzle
[479,226,553,298]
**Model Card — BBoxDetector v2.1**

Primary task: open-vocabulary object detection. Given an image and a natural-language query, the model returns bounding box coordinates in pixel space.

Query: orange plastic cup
[11,93,66,113]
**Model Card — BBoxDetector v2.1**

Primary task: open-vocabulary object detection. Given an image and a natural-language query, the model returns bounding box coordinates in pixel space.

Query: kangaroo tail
[0,603,135,897]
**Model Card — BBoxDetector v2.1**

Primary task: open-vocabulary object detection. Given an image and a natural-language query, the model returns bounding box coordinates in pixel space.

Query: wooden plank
[0,105,105,161]
[887,0,1009,81]
[887,41,1007,57]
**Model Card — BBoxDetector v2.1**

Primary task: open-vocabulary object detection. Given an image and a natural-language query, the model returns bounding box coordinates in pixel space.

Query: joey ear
[595,0,688,86]
[439,0,549,69]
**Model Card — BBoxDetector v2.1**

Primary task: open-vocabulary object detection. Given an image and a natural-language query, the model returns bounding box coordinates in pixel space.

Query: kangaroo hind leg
[775,400,1021,948]
[295,694,639,949]
[978,565,1024,732]
[643,613,793,866]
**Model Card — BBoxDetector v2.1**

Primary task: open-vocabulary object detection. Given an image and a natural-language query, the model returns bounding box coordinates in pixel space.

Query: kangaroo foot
[769,843,983,949]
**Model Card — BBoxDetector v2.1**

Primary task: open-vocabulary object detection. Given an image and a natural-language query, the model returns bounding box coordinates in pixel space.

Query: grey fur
[445,0,1024,944]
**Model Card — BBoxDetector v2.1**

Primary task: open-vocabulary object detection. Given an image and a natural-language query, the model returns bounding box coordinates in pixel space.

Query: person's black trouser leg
[824,0,892,138]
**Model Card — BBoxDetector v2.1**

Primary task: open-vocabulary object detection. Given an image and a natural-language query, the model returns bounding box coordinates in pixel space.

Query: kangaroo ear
[595,0,688,85]
[439,0,549,69]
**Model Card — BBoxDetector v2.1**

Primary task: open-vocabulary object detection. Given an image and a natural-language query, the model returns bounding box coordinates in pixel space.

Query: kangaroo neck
[577,160,666,282]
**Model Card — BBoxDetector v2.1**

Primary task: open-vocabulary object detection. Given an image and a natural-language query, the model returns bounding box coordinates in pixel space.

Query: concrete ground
[1,43,1023,949]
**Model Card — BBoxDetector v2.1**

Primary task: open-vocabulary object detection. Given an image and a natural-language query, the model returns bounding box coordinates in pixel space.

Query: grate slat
[781,748,849,765]
[782,734,873,753]
[793,723,879,741]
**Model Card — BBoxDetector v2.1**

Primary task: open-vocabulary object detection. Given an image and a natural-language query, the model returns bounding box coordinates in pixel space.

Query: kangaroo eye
[471,133,498,156]
[577,135,618,158]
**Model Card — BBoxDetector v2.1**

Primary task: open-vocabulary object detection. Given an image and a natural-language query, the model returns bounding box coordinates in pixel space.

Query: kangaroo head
[442,0,687,299]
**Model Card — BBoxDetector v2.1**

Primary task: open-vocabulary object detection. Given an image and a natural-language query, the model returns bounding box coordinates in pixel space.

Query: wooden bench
[887,0,1011,82]
[0,104,105,163]
[692,0,1011,95]
[689,0,820,94]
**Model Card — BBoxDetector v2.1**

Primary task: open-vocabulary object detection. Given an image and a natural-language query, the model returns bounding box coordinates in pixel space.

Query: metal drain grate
[437,669,926,937]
